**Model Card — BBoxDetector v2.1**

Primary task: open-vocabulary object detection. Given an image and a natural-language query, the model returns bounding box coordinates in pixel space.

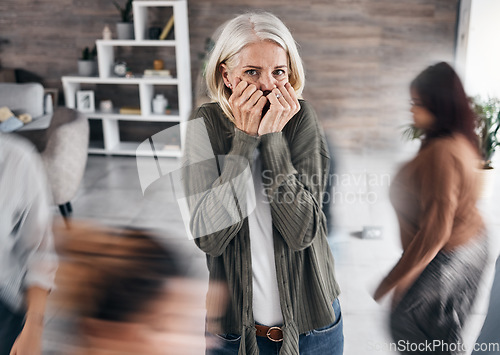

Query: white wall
[464,0,500,98]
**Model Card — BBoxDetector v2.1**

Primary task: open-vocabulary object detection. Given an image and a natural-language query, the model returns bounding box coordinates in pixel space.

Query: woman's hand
[10,321,43,355]
[228,81,268,136]
[373,282,387,303]
[258,82,300,136]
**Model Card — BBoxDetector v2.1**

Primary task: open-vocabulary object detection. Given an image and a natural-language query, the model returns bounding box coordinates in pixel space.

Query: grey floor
[45,142,500,355]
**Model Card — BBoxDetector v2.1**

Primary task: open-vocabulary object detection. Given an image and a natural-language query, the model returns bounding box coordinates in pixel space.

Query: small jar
[153,59,164,70]
[100,99,113,113]
[152,94,167,114]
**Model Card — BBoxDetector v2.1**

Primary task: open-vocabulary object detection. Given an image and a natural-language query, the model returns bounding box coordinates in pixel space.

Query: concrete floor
[43,143,500,354]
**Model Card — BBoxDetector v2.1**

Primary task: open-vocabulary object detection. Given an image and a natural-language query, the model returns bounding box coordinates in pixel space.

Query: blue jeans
[0,300,25,355]
[207,298,343,355]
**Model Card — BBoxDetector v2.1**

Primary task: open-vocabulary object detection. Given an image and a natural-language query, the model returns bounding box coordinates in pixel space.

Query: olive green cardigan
[182,100,340,354]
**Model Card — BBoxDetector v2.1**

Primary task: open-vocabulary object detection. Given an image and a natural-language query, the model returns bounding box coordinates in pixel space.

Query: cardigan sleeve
[259,101,329,251]
[183,106,260,256]
[375,143,460,299]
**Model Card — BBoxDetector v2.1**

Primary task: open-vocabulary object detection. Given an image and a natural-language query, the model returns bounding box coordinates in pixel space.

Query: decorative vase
[102,25,113,40]
[477,167,496,200]
[116,22,134,40]
[152,94,167,114]
[78,60,97,76]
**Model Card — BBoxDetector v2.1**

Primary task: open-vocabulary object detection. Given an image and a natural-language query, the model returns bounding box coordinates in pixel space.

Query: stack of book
[119,106,141,115]
[143,69,172,78]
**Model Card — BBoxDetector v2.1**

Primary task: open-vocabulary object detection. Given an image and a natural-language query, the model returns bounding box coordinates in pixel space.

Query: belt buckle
[266,326,283,342]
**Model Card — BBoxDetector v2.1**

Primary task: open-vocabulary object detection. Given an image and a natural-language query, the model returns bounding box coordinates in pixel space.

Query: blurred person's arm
[374,146,459,303]
[10,144,58,355]
[10,286,49,355]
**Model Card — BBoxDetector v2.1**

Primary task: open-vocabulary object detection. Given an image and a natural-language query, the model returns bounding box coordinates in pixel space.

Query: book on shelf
[159,15,174,40]
[162,144,180,151]
[119,106,141,115]
[143,69,172,78]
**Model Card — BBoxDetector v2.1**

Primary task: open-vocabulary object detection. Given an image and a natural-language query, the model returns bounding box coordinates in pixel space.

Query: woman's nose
[258,73,276,94]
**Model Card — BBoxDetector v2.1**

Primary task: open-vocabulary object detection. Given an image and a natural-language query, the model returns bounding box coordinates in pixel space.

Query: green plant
[199,37,216,77]
[471,96,500,168]
[401,124,424,141]
[80,45,97,60]
[113,0,133,23]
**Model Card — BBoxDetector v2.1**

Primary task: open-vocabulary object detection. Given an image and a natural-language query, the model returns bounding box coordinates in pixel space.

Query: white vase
[116,23,134,40]
[152,94,167,114]
[477,167,496,200]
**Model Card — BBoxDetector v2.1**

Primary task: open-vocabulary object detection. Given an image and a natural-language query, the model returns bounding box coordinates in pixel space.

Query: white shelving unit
[62,0,192,157]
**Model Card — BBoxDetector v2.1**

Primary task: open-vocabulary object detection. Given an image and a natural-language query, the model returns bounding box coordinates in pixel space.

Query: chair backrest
[0,83,44,118]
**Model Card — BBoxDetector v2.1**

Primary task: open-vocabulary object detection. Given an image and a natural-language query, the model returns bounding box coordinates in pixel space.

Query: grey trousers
[390,234,488,355]
[0,299,25,355]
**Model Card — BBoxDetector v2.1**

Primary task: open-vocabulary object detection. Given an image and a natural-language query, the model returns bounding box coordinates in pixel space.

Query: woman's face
[410,89,435,130]
[221,40,289,95]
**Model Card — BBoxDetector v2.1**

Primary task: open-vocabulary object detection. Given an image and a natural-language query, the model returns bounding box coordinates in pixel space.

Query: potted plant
[78,45,97,76]
[113,0,134,40]
[401,97,500,199]
[471,96,500,198]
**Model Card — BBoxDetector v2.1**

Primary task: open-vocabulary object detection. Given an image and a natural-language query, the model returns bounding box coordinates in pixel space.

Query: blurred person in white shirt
[0,133,58,355]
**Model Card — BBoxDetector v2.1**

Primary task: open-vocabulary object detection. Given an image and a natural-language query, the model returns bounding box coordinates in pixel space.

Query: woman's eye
[245,69,258,76]
[273,69,286,76]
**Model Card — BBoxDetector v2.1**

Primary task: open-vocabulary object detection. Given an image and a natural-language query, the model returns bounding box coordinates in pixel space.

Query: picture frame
[76,90,95,112]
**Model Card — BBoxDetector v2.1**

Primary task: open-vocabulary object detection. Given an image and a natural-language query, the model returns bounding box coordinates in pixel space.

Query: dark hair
[92,229,182,322]
[63,225,185,323]
[410,62,478,148]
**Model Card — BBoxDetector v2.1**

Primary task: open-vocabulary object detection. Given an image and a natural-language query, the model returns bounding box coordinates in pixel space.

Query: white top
[0,133,58,312]
[248,149,283,326]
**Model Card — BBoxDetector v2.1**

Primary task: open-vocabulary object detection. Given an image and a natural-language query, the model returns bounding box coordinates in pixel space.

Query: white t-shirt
[248,149,283,326]
[0,133,57,312]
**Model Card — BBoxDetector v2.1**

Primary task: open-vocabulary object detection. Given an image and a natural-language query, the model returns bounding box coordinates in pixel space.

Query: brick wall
[0,0,459,150]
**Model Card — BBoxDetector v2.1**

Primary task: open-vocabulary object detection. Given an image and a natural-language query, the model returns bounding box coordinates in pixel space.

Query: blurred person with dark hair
[374,62,488,354]
[56,223,207,355]
[0,133,58,355]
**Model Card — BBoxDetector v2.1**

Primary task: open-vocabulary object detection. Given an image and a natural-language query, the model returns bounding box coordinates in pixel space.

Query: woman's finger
[280,83,300,116]
[243,87,263,108]
[285,83,300,114]
[275,87,291,112]
[238,84,258,104]
[232,80,248,97]
[258,91,284,135]
[250,96,267,125]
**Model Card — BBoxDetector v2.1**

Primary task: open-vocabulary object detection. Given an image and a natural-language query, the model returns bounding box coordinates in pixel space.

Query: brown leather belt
[255,324,283,342]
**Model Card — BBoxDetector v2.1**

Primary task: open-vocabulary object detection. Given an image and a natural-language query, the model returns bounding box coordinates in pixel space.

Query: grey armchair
[0,82,89,217]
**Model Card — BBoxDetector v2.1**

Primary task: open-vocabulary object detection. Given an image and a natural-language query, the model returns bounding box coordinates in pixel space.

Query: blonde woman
[183,12,342,355]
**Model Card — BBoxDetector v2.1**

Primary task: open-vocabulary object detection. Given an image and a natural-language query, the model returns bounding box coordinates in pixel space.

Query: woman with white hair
[183,12,343,355]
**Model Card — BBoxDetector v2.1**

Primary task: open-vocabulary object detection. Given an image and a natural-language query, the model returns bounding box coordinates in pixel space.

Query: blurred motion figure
[0,133,57,355]
[374,62,488,354]
[55,223,207,355]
